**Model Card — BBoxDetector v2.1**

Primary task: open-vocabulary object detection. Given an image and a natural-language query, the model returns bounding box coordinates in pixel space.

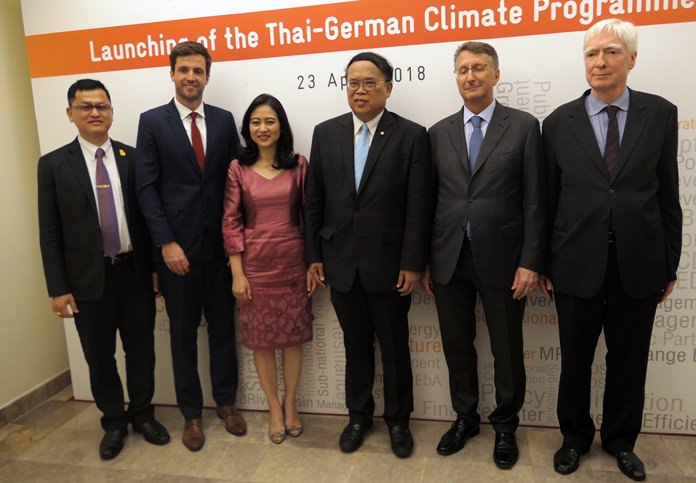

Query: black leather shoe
[133,420,171,445]
[338,421,372,453]
[616,451,646,481]
[436,418,480,456]
[99,428,127,460]
[493,432,518,469]
[554,446,588,475]
[389,425,414,458]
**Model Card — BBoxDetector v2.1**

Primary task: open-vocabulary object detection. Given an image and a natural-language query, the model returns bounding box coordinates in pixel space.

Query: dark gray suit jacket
[429,103,545,288]
[543,88,681,299]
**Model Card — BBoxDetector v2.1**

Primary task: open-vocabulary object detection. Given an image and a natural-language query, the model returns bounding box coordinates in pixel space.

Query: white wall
[0,0,69,409]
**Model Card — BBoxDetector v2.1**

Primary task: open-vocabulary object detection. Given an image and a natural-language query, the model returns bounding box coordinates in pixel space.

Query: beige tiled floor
[0,387,694,482]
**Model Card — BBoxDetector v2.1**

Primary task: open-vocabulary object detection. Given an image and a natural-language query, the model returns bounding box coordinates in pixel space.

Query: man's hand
[307,263,328,290]
[538,274,554,301]
[162,241,190,276]
[421,266,435,297]
[511,267,539,300]
[52,294,78,318]
[232,274,253,304]
[397,270,420,296]
[659,279,677,303]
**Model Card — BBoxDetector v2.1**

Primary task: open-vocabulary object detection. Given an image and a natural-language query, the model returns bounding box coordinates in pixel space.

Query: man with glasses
[38,79,170,460]
[305,51,432,458]
[541,19,681,480]
[421,41,545,468]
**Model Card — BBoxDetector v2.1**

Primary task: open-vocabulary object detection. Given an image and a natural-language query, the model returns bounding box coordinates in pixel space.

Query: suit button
[354,207,360,213]
[608,189,615,195]
[601,217,607,224]
[467,198,473,203]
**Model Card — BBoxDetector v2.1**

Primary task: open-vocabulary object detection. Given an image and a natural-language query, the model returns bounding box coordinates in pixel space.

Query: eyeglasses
[455,64,489,76]
[347,79,388,92]
[71,103,112,113]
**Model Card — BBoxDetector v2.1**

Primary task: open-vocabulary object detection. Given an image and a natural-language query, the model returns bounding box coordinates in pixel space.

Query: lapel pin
[380,131,385,136]
[119,149,126,157]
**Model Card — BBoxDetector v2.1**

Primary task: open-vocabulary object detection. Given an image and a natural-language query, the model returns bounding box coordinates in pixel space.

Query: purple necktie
[95,148,121,257]
[603,105,620,177]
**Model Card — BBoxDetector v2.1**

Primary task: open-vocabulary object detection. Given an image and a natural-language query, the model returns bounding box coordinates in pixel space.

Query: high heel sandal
[269,430,286,444]
[285,421,303,438]
[269,406,286,444]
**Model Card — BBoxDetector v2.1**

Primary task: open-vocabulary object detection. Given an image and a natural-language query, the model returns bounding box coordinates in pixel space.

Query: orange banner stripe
[25,0,696,78]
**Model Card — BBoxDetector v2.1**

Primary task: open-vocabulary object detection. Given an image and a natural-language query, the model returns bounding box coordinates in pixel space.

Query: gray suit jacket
[429,103,545,288]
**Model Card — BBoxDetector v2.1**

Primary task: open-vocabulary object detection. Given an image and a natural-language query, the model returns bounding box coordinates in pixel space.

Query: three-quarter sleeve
[222,159,246,255]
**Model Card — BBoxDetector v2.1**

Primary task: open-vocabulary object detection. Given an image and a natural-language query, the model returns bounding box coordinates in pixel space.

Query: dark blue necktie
[468,115,483,174]
[604,105,620,177]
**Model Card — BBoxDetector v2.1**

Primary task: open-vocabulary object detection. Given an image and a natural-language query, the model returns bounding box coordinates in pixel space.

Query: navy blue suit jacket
[135,99,240,262]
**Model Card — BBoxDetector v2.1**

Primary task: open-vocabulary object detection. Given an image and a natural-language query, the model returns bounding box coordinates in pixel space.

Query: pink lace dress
[222,156,313,350]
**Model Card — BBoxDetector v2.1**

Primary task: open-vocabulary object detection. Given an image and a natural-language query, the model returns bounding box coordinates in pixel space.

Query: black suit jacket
[135,100,240,262]
[428,103,545,288]
[38,138,153,300]
[305,110,432,293]
[543,88,682,299]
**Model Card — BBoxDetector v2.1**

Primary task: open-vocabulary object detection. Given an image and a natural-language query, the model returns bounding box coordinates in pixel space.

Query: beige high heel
[285,421,303,438]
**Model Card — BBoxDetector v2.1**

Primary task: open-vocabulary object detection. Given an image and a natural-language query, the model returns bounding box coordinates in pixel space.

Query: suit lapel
[471,104,510,178]
[166,99,202,177]
[444,109,469,178]
[203,104,218,178]
[340,114,357,194]
[66,138,98,217]
[113,141,130,222]
[357,111,394,194]
[615,89,648,180]
[567,95,607,179]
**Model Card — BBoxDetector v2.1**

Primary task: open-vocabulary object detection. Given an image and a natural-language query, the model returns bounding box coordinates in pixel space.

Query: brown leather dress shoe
[217,405,247,436]
[182,418,205,451]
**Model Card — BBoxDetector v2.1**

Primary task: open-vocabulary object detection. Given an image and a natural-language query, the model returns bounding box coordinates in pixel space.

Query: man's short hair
[170,41,212,76]
[346,52,393,82]
[585,18,638,54]
[453,41,500,70]
[67,79,111,106]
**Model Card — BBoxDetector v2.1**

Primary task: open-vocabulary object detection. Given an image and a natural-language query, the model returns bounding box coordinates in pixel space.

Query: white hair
[584,18,638,54]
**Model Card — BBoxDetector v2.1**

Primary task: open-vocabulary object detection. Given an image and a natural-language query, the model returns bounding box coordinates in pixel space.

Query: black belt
[105,252,133,265]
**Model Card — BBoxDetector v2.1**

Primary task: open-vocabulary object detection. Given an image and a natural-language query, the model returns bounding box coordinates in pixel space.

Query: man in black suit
[38,79,170,460]
[422,42,545,469]
[136,41,245,451]
[305,52,432,458]
[541,19,681,481]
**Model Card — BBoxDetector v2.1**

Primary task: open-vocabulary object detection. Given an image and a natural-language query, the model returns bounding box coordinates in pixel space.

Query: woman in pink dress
[222,94,317,444]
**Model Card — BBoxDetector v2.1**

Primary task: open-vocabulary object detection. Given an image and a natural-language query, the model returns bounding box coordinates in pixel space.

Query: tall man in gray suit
[541,19,681,481]
[422,42,545,469]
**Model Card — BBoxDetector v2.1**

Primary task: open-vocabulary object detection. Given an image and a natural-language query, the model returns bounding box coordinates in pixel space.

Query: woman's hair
[239,93,298,169]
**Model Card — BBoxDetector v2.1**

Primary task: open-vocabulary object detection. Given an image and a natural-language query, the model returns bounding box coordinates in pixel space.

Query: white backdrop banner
[23,0,696,434]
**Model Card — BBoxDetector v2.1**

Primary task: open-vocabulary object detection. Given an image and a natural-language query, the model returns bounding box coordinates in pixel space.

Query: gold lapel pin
[119,149,126,157]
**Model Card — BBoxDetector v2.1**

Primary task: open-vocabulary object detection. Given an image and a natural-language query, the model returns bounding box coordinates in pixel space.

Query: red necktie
[603,105,620,177]
[190,112,205,171]
[95,148,121,257]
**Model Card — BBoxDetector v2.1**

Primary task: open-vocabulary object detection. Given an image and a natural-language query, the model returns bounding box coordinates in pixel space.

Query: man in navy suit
[541,19,681,480]
[136,41,246,451]
[38,79,170,460]
[305,52,432,458]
